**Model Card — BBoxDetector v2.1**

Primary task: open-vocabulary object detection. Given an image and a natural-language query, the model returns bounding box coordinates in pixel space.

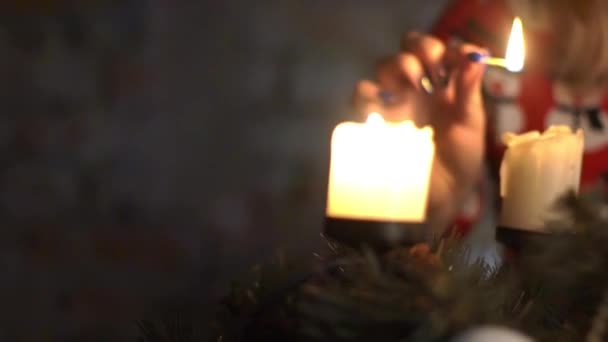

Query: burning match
[467,17,525,73]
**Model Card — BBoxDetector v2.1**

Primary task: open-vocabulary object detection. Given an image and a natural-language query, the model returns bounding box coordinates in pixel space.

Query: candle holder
[495,225,555,266]
[324,217,428,251]
[496,225,544,253]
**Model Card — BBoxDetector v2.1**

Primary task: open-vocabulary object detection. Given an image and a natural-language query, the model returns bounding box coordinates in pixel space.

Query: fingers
[359,32,487,126]
[375,53,427,93]
[352,79,417,122]
[401,31,487,125]
[376,32,445,93]
[352,80,383,117]
[400,32,448,87]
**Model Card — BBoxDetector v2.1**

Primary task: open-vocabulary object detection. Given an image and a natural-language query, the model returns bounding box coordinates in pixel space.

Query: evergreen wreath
[138,190,608,342]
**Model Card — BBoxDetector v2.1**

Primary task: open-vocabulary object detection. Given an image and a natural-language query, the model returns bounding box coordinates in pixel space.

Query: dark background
[0,1,451,339]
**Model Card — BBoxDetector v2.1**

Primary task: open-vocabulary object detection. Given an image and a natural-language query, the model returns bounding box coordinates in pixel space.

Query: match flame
[505,17,525,72]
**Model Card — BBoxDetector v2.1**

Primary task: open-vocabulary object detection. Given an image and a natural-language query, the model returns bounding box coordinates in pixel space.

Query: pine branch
[137,191,608,342]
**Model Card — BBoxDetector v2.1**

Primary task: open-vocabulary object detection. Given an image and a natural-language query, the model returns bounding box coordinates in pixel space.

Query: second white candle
[499,125,584,231]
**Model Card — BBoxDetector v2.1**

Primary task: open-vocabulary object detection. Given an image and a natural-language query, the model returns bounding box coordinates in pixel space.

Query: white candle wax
[499,125,584,231]
[326,113,435,222]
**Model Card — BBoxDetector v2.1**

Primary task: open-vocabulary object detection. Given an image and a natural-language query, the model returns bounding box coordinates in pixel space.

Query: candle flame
[366,112,385,125]
[505,17,525,72]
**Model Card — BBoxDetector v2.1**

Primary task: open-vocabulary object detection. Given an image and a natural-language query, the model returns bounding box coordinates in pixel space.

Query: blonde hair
[510,0,608,91]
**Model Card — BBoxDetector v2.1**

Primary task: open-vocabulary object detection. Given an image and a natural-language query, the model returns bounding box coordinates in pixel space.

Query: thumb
[453,47,487,126]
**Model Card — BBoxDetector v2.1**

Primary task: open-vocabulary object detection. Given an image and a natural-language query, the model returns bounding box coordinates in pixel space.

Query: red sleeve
[431,0,514,56]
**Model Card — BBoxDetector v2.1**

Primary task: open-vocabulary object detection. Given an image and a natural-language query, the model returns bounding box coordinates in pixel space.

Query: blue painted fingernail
[467,51,485,62]
[378,90,395,104]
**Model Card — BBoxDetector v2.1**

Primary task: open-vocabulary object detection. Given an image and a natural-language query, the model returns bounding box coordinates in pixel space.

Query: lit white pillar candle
[499,125,584,231]
[326,113,435,223]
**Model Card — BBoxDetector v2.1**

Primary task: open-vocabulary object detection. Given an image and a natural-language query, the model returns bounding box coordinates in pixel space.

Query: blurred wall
[0,0,449,339]
[152,0,449,261]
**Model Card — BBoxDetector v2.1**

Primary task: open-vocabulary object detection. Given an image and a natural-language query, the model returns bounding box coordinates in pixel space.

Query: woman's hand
[353,32,488,235]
